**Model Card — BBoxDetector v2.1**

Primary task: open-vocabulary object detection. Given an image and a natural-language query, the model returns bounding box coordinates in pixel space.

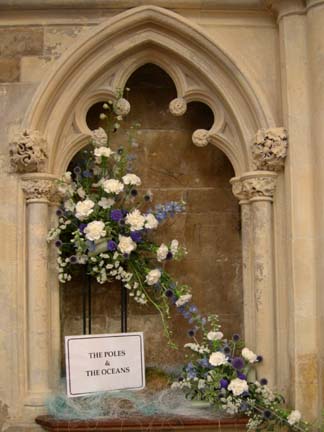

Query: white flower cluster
[94,146,114,162]
[220,395,242,415]
[91,127,108,147]
[207,331,223,341]
[242,347,258,363]
[145,269,161,285]
[75,199,95,220]
[175,293,192,307]
[125,209,159,232]
[228,378,249,396]
[184,343,210,354]
[156,240,180,262]
[47,217,71,241]
[57,171,75,197]
[209,351,227,366]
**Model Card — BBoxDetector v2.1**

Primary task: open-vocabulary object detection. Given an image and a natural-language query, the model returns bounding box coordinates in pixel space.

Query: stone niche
[60,64,243,373]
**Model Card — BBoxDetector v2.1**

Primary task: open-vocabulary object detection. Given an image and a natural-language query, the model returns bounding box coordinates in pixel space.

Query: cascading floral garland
[48,90,311,431]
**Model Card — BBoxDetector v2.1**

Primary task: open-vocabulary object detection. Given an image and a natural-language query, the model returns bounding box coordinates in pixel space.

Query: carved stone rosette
[21,174,57,203]
[251,127,288,172]
[9,129,48,173]
[192,129,209,147]
[169,97,187,116]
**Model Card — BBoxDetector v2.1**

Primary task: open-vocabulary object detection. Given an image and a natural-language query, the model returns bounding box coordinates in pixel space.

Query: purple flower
[219,378,229,389]
[73,166,81,175]
[198,358,209,368]
[69,255,78,264]
[131,189,138,197]
[223,346,231,355]
[79,223,87,233]
[55,240,62,248]
[111,209,123,222]
[166,252,173,260]
[82,170,93,178]
[232,333,240,342]
[238,372,247,380]
[130,231,142,243]
[263,410,272,419]
[86,241,96,252]
[107,240,117,251]
[256,355,263,362]
[123,253,129,259]
[260,378,268,386]
[165,289,173,298]
[232,357,245,370]
[56,209,63,217]
[188,329,195,337]
[183,311,191,319]
[189,305,198,313]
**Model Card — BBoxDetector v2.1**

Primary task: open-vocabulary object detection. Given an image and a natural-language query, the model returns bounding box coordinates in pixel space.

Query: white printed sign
[65,332,145,397]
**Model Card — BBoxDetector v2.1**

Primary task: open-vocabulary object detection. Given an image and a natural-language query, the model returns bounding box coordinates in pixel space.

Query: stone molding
[169,97,187,117]
[21,173,58,203]
[231,171,278,202]
[9,129,48,173]
[0,0,268,10]
[251,127,288,171]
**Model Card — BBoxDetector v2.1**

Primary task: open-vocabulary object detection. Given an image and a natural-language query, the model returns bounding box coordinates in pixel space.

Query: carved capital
[231,172,278,202]
[21,174,57,202]
[252,127,288,172]
[9,129,48,173]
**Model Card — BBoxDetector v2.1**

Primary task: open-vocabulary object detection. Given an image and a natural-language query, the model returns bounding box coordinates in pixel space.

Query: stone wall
[61,64,242,370]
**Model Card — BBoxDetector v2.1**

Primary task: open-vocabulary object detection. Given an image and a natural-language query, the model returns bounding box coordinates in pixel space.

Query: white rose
[209,351,227,367]
[114,98,131,116]
[118,235,137,254]
[145,269,161,285]
[207,331,224,341]
[102,179,124,194]
[94,146,114,159]
[91,127,107,147]
[125,209,146,231]
[157,243,169,261]
[228,378,249,396]
[64,199,75,212]
[98,197,115,209]
[84,221,106,241]
[75,199,95,220]
[175,293,192,307]
[242,347,257,363]
[287,410,301,425]
[145,213,159,229]
[170,239,179,255]
[122,173,141,186]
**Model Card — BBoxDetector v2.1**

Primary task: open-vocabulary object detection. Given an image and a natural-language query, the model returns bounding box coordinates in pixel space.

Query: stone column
[21,173,56,407]
[232,171,277,386]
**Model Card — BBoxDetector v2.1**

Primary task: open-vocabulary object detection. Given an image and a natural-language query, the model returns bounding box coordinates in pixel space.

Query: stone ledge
[35,415,248,431]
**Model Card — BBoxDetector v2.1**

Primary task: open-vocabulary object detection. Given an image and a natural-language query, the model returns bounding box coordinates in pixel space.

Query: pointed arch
[24,5,276,176]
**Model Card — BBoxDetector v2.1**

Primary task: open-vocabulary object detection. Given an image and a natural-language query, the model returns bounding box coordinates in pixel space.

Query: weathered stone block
[0,58,19,82]
[0,27,43,57]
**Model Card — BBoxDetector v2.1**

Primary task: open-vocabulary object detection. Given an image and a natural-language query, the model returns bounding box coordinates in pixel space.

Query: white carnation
[145,269,161,285]
[242,347,257,363]
[207,331,224,341]
[170,239,179,254]
[102,179,124,194]
[175,293,192,307]
[94,146,114,159]
[209,351,227,367]
[125,209,145,231]
[91,127,107,147]
[157,243,169,261]
[98,197,115,209]
[84,221,106,241]
[228,378,249,396]
[122,173,141,186]
[114,98,131,116]
[287,410,301,425]
[75,199,95,220]
[118,235,137,254]
[145,213,159,229]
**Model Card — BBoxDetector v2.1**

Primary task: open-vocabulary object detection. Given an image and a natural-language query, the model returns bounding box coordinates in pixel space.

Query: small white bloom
[170,239,179,255]
[207,331,224,341]
[171,382,181,389]
[209,351,227,367]
[114,98,131,116]
[91,128,107,147]
[75,199,95,220]
[228,378,249,396]
[118,235,137,254]
[98,197,115,209]
[242,347,258,363]
[157,243,169,261]
[144,213,159,229]
[84,221,106,241]
[125,209,145,231]
[198,379,206,390]
[175,293,192,307]
[62,171,72,183]
[184,343,200,352]
[94,146,114,159]
[122,173,141,186]
[145,269,161,285]
[102,179,124,194]
[77,187,86,199]
[287,410,301,425]
[64,199,75,212]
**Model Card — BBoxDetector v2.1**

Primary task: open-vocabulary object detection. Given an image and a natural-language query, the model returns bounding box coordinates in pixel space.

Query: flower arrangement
[47,90,190,343]
[48,89,312,431]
